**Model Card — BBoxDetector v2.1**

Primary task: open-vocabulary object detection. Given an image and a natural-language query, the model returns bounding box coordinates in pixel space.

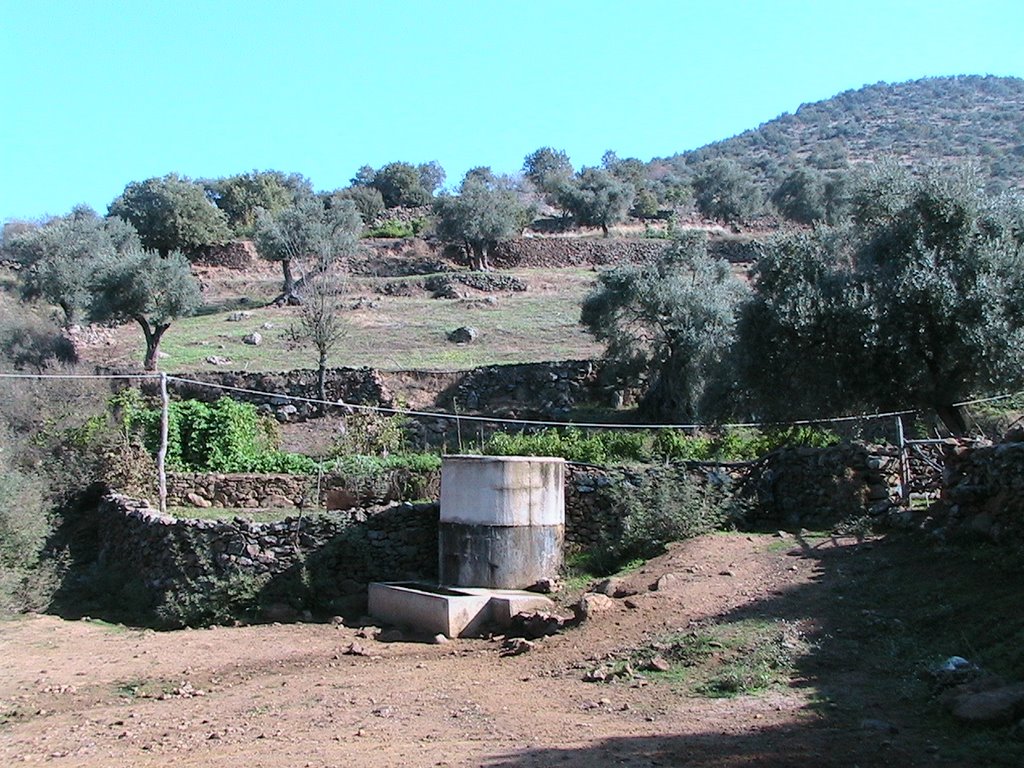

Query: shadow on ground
[485,532,1024,768]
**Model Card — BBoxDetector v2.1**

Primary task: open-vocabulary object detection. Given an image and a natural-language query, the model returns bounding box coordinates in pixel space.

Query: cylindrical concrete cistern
[438,455,565,589]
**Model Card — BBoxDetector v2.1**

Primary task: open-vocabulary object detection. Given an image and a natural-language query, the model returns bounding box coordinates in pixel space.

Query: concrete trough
[368,581,554,638]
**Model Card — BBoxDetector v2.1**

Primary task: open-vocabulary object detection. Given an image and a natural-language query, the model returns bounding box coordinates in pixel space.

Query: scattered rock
[594,578,637,598]
[859,718,898,733]
[574,593,615,621]
[525,578,559,594]
[951,683,1024,725]
[645,655,671,673]
[651,573,684,592]
[509,611,567,639]
[431,634,449,645]
[242,331,262,346]
[226,311,253,322]
[447,326,478,344]
[500,638,534,657]
[205,355,232,366]
[342,642,369,656]
[185,492,212,509]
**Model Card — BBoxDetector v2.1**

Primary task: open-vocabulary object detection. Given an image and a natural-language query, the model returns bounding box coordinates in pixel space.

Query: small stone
[595,578,636,598]
[574,593,615,620]
[646,655,671,673]
[226,311,252,322]
[447,326,478,344]
[431,634,449,645]
[952,683,1024,725]
[500,638,534,656]
[342,642,370,656]
[651,573,684,592]
[243,331,262,346]
[186,492,212,509]
[860,718,898,733]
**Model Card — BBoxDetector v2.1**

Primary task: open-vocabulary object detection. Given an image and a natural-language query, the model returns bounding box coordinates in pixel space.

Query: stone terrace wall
[95,443,903,619]
[165,368,394,421]
[490,236,760,269]
[167,470,440,512]
[740,443,901,529]
[446,360,611,418]
[193,240,258,269]
[96,494,439,603]
[938,440,1024,545]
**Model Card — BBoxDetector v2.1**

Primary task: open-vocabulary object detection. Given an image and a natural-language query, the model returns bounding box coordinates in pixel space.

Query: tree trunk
[140,320,169,372]
[469,242,489,271]
[274,259,302,305]
[601,222,610,238]
[317,351,328,416]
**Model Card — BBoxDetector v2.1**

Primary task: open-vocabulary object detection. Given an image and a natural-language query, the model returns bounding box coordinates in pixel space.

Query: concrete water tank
[439,455,565,589]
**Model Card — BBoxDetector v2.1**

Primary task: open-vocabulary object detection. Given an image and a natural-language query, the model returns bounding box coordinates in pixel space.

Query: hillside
[662,75,1024,190]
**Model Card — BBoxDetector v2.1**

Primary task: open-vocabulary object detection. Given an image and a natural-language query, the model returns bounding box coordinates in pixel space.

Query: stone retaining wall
[938,440,1024,545]
[490,236,760,268]
[96,494,439,614]
[167,469,439,512]
[118,445,899,606]
[740,443,901,529]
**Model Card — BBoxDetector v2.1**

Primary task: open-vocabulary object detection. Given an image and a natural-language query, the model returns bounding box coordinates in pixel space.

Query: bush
[483,425,839,465]
[0,315,77,371]
[582,468,736,574]
[132,396,318,474]
[365,219,415,238]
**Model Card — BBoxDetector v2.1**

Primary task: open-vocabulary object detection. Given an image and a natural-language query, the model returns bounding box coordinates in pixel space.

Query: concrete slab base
[368,582,555,638]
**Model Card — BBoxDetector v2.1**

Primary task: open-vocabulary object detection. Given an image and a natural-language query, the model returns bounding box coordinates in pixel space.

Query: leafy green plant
[331,411,410,457]
[154,571,269,628]
[134,396,317,474]
[365,219,415,238]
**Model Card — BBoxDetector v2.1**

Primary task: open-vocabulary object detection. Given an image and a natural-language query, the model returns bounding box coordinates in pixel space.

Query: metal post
[158,372,169,515]
[896,414,909,503]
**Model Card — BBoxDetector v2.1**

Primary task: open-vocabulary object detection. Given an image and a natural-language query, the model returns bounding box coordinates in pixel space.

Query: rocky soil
[3,532,1017,767]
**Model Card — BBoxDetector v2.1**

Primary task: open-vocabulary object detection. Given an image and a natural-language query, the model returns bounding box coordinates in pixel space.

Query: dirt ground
[0,533,984,767]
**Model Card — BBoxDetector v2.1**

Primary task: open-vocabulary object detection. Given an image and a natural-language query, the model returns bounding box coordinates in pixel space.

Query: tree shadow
[484,531,1024,767]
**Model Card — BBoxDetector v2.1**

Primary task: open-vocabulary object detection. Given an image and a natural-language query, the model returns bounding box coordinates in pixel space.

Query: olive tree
[356,161,444,208]
[692,158,763,223]
[253,197,361,305]
[581,232,748,421]
[89,249,202,371]
[741,165,1024,433]
[557,168,635,236]
[296,272,348,413]
[108,174,231,257]
[5,206,140,326]
[205,170,312,234]
[434,171,531,271]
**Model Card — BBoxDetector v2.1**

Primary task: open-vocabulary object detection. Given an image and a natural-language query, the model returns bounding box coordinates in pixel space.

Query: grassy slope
[86,266,606,373]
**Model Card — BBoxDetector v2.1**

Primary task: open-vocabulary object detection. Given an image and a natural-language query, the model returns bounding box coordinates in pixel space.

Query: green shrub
[365,219,415,238]
[133,396,317,474]
[154,571,269,628]
[331,411,410,457]
[483,425,838,466]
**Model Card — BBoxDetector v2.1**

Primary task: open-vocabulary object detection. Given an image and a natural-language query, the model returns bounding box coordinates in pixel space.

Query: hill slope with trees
[662,75,1024,193]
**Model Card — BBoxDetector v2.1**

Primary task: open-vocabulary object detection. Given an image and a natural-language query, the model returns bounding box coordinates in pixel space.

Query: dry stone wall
[167,470,440,511]
[490,236,760,269]
[96,494,439,603]
[89,443,910,624]
[937,440,1024,546]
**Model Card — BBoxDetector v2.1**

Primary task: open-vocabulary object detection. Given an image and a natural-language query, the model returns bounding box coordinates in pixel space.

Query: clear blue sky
[2,0,1022,221]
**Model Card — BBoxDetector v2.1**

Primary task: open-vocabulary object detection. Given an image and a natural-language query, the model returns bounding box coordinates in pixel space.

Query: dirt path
[0,534,974,767]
